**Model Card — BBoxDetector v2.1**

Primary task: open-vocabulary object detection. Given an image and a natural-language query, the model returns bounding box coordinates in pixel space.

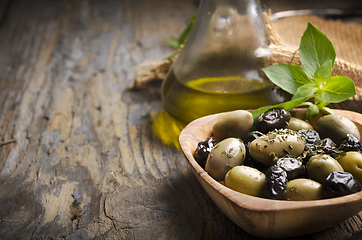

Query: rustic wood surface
[1,0,362,239]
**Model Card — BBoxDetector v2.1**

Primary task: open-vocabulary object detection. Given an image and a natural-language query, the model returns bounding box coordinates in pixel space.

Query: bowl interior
[179,109,362,239]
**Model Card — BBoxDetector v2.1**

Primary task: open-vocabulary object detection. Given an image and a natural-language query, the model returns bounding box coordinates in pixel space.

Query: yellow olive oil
[161,69,289,124]
[152,110,185,150]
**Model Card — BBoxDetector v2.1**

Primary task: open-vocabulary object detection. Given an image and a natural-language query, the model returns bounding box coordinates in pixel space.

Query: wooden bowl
[179,109,362,239]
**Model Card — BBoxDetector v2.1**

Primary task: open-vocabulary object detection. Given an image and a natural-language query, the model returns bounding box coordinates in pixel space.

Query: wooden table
[1,0,362,239]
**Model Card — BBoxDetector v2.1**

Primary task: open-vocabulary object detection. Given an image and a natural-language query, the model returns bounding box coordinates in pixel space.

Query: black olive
[322,171,362,198]
[273,157,306,180]
[298,130,327,162]
[255,108,291,134]
[244,155,267,172]
[243,131,264,146]
[243,131,263,157]
[261,166,288,200]
[298,129,320,146]
[320,138,337,153]
[193,137,219,169]
[301,138,341,163]
[319,138,344,159]
[339,134,362,154]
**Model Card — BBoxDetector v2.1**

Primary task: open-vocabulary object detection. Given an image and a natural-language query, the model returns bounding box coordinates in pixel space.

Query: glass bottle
[161,0,289,124]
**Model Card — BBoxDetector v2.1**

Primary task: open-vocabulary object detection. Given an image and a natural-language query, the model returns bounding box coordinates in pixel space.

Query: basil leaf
[291,84,318,101]
[320,106,334,115]
[166,15,196,50]
[178,15,196,46]
[289,64,313,85]
[299,22,336,74]
[262,64,303,94]
[166,38,180,49]
[318,76,356,103]
[314,60,332,85]
[306,104,319,120]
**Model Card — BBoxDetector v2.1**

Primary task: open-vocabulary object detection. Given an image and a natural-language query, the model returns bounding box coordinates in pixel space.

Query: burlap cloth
[133,12,362,99]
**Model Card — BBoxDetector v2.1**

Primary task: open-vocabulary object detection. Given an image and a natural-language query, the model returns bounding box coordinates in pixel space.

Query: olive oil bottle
[162,69,288,123]
[161,0,288,123]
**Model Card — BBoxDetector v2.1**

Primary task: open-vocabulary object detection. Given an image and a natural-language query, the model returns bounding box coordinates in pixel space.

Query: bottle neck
[173,0,271,83]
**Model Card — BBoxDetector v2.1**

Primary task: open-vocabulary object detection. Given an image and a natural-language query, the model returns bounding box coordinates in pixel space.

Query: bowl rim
[179,108,362,212]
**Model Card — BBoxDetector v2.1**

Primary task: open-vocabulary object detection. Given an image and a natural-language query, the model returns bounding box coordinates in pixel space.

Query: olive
[322,171,362,198]
[337,151,362,183]
[315,114,360,145]
[287,117,314,131]
[213,110,253,141]
[205,138,246,181]
[320,138,337,154]
[299,130,322,162]
[273,157,306,180]
[243,156,268,172]
[261,166,287,199]
[193,137,219,169]
[249,129,305,166]
[285,178,324,201]
[256,108,291,134]
[224,165,265,197]
[298,129,320,146]
[307,154,344,183]
[339,134,362,154]
[301,136,339,162]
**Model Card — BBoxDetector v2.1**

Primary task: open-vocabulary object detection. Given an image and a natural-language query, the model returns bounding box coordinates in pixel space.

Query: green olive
[307,154,344,183]
[205,138,246,181]
[224,165,265,197]
[337,151,362,183]
[285,178,323,201]
[213,110,253,141]
[315,114,360,145]
[287,117,314,131]
[249,129,305,166]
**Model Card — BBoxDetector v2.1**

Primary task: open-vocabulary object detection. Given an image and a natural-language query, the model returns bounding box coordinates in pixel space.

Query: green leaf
[178,15,196,46]
[299,22,336,74]
[262,64,303,94]
[166,38,180,49]
[289,64,313,85]
[320,106,334,115]
[166,15,196,49]
[314,60,332,85]
[291,84,318,101]
[305,104,319,120]
[318,76,356,103]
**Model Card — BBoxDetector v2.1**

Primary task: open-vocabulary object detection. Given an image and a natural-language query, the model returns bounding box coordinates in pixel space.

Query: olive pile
[193,109,362,201]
